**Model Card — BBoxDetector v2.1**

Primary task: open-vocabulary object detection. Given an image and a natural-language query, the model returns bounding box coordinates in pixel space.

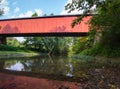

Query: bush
[80,49,91,55]
[0,44,19,51]
[101,48,120,57]
[80,43,101,56]
[80,43,120,57]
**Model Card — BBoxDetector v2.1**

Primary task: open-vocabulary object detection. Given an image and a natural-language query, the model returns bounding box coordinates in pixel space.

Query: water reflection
[1,56,76,77]
[66,63,73,77]
[6,61,24,71]
[0,56,120,78]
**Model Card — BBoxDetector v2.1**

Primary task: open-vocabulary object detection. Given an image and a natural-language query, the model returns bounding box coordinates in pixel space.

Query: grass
[0,51,37,54]
[0,51,40,58]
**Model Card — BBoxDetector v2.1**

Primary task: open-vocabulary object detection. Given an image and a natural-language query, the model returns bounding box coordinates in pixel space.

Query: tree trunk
[48,50,53,56]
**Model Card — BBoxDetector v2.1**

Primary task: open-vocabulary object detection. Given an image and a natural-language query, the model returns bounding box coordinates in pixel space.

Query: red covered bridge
[0,15,91,44]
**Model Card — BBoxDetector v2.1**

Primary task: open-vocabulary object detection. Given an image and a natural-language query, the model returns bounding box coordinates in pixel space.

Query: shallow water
[0,56,120,77]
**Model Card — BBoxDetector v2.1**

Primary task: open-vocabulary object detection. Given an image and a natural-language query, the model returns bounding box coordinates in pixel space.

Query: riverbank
[0,73,80,89]
[0,51,40,58]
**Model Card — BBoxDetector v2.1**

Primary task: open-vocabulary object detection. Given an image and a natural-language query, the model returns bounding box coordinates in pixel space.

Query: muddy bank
[1,68,120,89]
[0,73,81,89]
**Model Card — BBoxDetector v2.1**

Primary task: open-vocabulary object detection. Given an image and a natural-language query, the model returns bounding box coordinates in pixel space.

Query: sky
[0,0,80,42]
[0,0,80,19]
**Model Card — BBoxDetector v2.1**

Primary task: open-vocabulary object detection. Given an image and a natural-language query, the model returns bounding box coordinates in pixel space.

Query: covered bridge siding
[0,15,91,44]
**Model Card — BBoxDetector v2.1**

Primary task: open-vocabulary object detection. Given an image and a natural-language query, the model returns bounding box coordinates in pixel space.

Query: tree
[24,36,70,55]
[90,0,120,47]
[65,0,98,27]
[41,37,56,55]
[39,37,69,55]
[66,0,120,56]
[53,37,69,55]
[65,0,120,27]
[32,12,38,17]
[7,37,21,47]
[50,13,54,16]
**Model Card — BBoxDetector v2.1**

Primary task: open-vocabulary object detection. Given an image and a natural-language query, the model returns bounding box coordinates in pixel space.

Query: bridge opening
[5,36,88,56]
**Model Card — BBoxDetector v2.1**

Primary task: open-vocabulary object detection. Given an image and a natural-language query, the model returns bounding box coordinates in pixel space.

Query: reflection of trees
[4,60,19,68]
[18,56,73,76]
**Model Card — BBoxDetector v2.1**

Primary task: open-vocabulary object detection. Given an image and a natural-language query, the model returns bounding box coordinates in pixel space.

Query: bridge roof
[0,15,91,37]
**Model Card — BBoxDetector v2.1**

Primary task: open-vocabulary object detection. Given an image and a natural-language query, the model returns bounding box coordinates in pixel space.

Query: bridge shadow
[1,24,20,34]
[51,26,67,32]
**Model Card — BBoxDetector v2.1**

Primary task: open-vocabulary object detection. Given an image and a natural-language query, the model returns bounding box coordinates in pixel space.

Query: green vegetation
[0,43,39,57]
[0,44,34,52]
[7,37,22,47]
[0,37,39,58]
[23,37,70,55]
[4,38,32,52]
[66,0,120,57]
[32,12,38,17]
[0,44,19,51]
[0,37,70,56]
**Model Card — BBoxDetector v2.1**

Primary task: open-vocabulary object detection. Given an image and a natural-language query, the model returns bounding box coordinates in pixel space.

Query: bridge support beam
[0,37,6,44]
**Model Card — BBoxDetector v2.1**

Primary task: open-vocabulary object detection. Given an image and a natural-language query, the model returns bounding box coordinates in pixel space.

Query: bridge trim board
[0,32,88,37]
[0,14,92,21]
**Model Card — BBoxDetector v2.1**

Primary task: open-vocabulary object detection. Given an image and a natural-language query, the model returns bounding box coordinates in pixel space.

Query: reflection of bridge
[0,15,91,44]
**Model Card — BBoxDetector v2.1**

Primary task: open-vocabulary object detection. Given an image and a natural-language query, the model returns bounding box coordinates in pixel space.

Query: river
[0,55,120,88]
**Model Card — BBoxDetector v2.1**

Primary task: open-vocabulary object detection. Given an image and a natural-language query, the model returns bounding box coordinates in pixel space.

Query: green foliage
[0,44,19,51]
[65,0,106,27]
[90,0,120,47]
[32,12,38,17]
[69,36,95,55]
[101,48,120,57]
[0,44,37,53]
[66,0,120,57]
[53,37,69,55]
[7,37,21,47]
[23,37,70,55]
[71,37,87,54]
[80,44,120,57]
[80,43,101,56]
[50,13,54,16]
